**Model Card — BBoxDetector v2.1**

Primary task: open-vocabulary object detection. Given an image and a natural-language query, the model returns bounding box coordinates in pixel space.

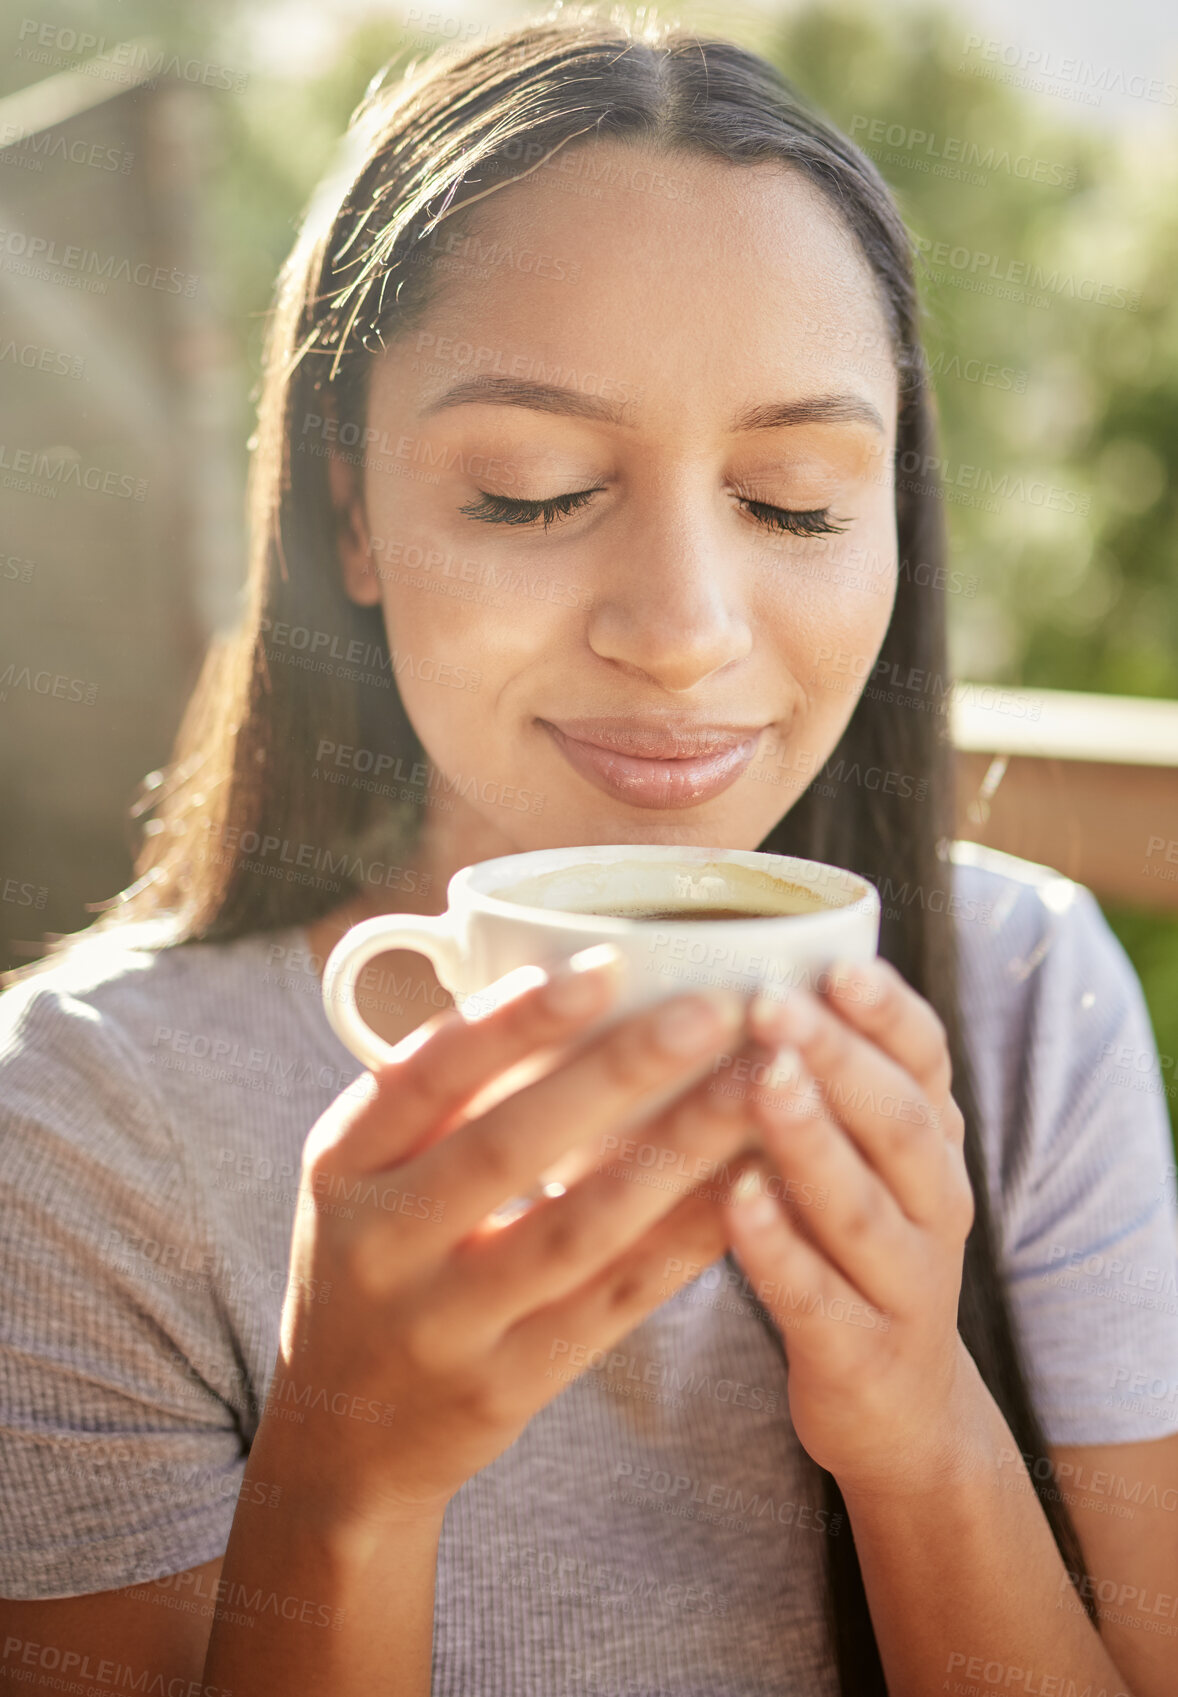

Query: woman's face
[330,140,899,877]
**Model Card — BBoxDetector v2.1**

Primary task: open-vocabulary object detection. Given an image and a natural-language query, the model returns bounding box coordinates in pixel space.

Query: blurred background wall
[0,61,240,945]
[2,0,1176,1143]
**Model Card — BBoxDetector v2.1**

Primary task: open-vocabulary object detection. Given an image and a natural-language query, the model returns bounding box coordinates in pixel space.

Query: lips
[539,717,765,809]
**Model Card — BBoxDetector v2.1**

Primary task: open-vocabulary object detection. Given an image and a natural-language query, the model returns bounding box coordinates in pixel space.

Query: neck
[354,788,521,922]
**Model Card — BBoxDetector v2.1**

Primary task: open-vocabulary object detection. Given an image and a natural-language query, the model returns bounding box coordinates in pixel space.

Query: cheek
[380,565,572,662]
[758,526,897,703]
[368,482,574,654]
[374,559,576,763]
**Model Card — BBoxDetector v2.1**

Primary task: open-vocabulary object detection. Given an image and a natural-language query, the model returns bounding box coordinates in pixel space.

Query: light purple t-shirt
[1,840,1177,1696]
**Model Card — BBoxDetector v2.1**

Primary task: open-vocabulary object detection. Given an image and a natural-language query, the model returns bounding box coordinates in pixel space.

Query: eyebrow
[418,376,887,435]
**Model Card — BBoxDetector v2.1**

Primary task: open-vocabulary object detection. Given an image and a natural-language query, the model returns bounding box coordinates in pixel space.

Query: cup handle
[321,913,463,1072]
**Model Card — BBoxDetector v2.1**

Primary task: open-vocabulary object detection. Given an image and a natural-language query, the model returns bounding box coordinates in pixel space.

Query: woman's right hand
[268,947,774,1531]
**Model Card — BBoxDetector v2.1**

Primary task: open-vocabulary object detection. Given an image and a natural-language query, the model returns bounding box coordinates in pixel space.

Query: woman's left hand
[725,957,982,1500]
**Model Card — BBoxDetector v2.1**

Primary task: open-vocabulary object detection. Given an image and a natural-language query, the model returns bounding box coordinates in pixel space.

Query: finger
[748,990,950,1224]
[499,1165,758,1388]
[426,1057,764,1348]
[725,1163,892,1362]
[821,957,953,1113]
[750,1052,918,1314]
[406,986,749,1243]
[308,943,627,1173]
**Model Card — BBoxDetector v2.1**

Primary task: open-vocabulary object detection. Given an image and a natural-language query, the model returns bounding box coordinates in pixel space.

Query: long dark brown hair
[5,7,1095,1683]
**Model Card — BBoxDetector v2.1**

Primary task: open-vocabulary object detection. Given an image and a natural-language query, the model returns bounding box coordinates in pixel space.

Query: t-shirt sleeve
[990,879,1178,1446]
[0,975,249,1598]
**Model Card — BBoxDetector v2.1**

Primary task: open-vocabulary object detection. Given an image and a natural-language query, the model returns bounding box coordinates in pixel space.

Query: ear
[326,439,381,607]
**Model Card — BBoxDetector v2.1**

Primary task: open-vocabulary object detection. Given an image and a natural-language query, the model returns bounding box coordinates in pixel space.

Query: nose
[585,488,754,692]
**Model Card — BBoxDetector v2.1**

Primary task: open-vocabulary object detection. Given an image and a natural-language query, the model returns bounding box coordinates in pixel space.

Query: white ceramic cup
[322,844,879,1217]
[322,842,879,1071]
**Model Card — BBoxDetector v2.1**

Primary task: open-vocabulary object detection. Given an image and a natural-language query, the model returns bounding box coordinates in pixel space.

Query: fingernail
[825,958,871,999]
[542,944,624,1015]
[732,1175,781,1231]
[731,1167,763,1204]
[777,990,819,1044]
[569,942,626,977]
[748,989,790,1042]
[766,1043,801,1089]
[465,963,546,1020]
[654,989,743,1054]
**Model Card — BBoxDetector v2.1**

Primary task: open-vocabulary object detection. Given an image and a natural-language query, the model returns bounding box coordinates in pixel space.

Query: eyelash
[457,488,849,537]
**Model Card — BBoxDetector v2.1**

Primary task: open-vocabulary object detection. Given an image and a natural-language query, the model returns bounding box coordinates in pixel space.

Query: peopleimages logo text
[14,22,249,92]
[0,229,198,295]
[848,116,1074,186]
[960,34,1177,106]
[913,235,1139,311]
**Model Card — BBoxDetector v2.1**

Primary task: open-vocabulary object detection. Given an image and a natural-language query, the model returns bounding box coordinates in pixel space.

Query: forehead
[375,140,898,437]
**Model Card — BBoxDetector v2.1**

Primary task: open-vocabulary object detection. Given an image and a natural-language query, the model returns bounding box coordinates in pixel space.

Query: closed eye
[457,488,603,530]
[735,497,849,537]
[457,488,849,536]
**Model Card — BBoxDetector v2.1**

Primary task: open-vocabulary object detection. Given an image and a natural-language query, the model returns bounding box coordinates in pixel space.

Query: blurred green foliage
[771,2,1178,698]
[5,0,1175,1135]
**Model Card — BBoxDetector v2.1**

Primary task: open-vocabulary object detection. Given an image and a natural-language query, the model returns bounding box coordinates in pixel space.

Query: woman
[1,10,1175,1694]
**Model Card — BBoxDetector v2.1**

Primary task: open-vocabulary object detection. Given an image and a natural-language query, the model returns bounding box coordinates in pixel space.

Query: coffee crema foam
[497,858,841,921]
[581,903,809,922]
